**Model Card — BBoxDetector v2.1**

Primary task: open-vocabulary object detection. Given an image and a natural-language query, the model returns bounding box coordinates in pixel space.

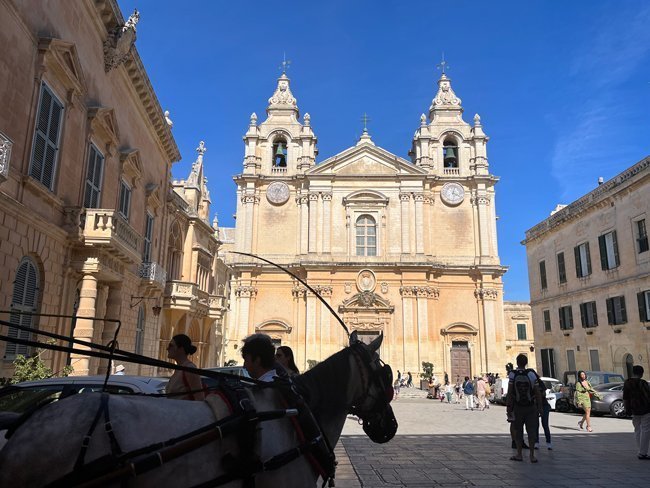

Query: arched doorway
[625,354,634,379]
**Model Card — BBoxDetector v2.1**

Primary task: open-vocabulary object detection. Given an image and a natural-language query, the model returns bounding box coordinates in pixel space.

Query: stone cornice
[523,157,650,244]
[93,0,180,163]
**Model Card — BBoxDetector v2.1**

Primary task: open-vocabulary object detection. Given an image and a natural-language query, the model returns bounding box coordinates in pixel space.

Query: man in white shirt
[242,333,277,382]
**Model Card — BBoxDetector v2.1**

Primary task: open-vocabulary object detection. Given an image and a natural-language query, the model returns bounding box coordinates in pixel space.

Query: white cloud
[551,5,650,201]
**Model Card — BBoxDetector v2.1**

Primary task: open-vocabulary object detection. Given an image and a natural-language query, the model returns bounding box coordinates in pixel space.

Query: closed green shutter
[606,298,614,325]
[29,84,63,190]
[639,292,649,322]
[574,246,582,277]
[612,230,620,267]
[5,258,40,359]
[599,235,607,270]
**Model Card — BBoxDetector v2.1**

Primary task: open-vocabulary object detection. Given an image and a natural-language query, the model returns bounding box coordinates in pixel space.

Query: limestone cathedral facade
[223,71,508,379]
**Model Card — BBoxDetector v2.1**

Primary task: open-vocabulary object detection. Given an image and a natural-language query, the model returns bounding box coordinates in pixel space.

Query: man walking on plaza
[506,354,542,463]
[623,365,650,460]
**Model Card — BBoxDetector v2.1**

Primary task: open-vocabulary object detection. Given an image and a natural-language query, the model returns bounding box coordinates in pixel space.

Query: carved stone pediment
[37,38,87,102]
[120,149,143,187]
[338,291,394,313]
[145,183,162,213]
[88,107,120,154]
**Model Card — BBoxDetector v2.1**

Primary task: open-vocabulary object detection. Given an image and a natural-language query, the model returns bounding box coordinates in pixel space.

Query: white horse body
[0,387,316,487]
[0,339,396,488]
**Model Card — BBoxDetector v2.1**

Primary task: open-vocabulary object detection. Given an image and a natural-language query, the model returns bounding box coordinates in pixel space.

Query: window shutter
[598,235,607,270]
[585,243,592,275]
[574,246,581,277]
[42,97,63,190]
[612,230,620,267]
[591,302,598,326]
[580,303,586,327]
[559,308,564,330]
[606,298,614,325]
[619,296,627,323]
[84,146,97,208]
[639,292,648,322]
[557,252,566,283]
[6,259,40,359]
[568,307,574,328]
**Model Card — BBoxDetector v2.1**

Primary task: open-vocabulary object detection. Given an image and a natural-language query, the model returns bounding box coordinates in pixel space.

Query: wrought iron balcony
[82,209,142,263]
[0,130,12,183]
[138,262,167,289]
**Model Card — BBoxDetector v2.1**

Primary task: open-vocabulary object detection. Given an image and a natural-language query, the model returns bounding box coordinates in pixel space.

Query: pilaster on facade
[474,287,499,300]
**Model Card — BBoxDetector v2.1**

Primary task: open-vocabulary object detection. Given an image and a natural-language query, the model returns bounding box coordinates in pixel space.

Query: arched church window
[443,138,458,168]
[272,137,287,167]
[356,215,376,256]
[167,221,183,281]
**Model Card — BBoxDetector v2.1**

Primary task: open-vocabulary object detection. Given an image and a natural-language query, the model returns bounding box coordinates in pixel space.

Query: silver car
[589,381,650,418]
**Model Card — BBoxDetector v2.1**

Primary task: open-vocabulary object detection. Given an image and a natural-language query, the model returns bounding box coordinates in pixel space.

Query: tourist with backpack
[463,376,475,410]
[506,354,542,463]
[623,365,650,460]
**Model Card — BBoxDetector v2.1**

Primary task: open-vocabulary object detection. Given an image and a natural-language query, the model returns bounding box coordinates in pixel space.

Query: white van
[493,375,560,408]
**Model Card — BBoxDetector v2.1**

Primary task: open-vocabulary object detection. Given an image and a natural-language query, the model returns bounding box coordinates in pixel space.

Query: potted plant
[420,361,434,390]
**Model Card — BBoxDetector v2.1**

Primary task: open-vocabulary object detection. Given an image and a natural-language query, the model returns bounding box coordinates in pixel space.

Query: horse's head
[348,331,398,443]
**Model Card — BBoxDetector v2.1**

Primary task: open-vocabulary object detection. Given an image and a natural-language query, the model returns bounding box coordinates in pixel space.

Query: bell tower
[410,72,489,177]
[241,71,317,177]
[234,68,319,255]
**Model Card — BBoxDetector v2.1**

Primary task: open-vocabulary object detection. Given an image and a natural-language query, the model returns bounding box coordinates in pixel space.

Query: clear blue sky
[118,0,650,301]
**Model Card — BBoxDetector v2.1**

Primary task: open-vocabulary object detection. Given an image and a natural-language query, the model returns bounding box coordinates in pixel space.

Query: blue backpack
[463,381,474,395]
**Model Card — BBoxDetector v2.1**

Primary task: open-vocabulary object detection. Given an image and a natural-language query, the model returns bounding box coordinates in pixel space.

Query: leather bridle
[348,343,398,444]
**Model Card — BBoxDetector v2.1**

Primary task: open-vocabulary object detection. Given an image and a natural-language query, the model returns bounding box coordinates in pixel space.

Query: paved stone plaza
[334,389,646,487]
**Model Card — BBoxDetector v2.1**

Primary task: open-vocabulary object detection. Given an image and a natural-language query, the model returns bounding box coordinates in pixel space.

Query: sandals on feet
[578,420,584,430]
[587,427,593,432]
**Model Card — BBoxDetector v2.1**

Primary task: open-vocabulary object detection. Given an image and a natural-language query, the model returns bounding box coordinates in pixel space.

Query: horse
[0,332,397,487]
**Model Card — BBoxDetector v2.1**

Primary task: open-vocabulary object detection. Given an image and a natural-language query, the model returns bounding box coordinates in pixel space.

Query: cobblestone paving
[334,395,645,488]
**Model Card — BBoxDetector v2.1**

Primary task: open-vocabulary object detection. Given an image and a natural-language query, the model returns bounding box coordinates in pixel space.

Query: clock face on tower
[440,182,465,206]
[266,181,290,205]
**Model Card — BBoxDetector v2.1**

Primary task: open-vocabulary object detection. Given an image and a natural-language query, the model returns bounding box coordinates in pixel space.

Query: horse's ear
[349,330,359,346]
[368,332,383,352]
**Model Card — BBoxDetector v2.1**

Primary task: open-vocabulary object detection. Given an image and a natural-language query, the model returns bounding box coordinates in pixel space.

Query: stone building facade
[503,302,536,371]
[0,0,225,377]
[160,141,229,368]
[223,70,509,379]
[523,158,650,379]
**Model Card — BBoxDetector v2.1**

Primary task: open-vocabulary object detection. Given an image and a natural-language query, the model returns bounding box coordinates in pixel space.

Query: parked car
[201,366,251,390]
[0,375,169,450]
[492,375,561,408]
[590,382,628,418]
[539,377,561,410]
[556,371,626,413]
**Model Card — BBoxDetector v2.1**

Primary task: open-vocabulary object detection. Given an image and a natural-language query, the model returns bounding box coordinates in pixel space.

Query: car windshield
[588,374,624,385]
[542,380,559,391]
[0,385,65,414]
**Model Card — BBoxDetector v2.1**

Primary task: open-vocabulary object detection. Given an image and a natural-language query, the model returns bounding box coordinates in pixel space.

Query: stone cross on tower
[361,113,371,132]
[436,52,449,75]
[279,52,291,74]
[196,140,207,156]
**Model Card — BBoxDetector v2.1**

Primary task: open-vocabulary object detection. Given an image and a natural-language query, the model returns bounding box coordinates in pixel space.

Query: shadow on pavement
[340,433,646,487]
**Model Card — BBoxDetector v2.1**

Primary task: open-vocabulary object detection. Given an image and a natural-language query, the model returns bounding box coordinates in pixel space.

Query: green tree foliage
[420,361,434,381]
[307,359,320,370]
[10,342,73,384]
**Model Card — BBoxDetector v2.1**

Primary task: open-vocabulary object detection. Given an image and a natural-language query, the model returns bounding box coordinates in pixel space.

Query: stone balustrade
[443,167,460,176]
[82,209,142,263]
[271,166,287,174]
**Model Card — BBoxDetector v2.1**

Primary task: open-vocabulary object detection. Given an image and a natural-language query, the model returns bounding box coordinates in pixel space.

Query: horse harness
[45,372,338,488]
